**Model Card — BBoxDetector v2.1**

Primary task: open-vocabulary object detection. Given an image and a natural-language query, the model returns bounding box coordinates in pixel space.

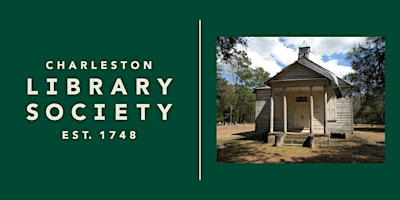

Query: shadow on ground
[354,127,385,132]
[217,131,385,163]
[233,131,264,142]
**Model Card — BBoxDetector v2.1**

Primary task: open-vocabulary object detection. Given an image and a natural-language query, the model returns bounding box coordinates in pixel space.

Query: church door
[294,96,310,131]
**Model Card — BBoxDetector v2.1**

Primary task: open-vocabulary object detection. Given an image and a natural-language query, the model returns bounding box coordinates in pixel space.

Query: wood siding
[327,96,354,134]
[287,90,324,132]
[255,63,353,134]
[275,64,323,80]
[255,89,270,133]
[255,86,353,134]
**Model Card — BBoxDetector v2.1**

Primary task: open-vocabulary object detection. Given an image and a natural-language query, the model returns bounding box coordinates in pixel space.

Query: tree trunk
[229,106,233,124]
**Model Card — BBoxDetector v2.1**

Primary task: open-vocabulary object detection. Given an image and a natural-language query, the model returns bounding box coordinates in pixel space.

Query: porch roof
[267,57,352,98]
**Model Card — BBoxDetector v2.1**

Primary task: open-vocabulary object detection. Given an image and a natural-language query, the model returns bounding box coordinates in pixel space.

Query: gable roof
[267,57,352,98]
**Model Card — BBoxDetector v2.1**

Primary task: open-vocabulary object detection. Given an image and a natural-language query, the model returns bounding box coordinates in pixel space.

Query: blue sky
[218,37,367,80]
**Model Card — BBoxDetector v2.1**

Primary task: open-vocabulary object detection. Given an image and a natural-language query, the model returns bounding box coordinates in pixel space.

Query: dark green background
[0,1,397,199]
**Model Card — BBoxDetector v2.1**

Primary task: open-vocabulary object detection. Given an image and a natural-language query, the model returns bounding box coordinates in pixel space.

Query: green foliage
[252,67,270,88]
[216,77,236,123]
[353,95,385,124]
[216,37,248,63]
[216,47,270,123]
[228,50,252,87]
[346,37,385,124]
[346,37,385,96]
[234,85,256,123]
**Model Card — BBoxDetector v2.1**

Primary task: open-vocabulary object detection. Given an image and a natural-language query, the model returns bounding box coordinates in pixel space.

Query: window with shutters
[328,97,337,121]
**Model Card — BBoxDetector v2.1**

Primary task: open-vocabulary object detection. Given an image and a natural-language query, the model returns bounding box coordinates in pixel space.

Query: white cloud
[308,53,354,78]
[243,37,366,78]
[246,50,282,77]
[282,37,365,55]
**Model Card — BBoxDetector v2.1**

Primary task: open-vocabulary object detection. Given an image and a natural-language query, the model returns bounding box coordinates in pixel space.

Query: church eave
[267,57,352,98]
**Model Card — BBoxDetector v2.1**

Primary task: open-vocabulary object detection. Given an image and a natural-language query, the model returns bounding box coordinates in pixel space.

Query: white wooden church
[255,42,353,136]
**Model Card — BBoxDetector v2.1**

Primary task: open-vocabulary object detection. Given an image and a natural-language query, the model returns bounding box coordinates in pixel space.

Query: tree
[219,50,252,124]
[216,42,271,124]
[234,85,256,123]
[345,37,385,124]
[216,77,236,123]
[228,50,252,88]
[346,37,385,96]
[252,67,270,88]
[217,37,247,63]
[236,67,269,122]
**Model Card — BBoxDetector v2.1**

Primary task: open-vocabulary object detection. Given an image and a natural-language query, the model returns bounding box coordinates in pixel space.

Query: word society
[26,77,173,121]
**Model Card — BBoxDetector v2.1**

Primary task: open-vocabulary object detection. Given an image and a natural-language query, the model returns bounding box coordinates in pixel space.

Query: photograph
[216,37,385,163]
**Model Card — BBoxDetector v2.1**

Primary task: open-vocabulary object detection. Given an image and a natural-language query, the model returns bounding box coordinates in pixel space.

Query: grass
[217,124,385,163]
[354,124,385,132]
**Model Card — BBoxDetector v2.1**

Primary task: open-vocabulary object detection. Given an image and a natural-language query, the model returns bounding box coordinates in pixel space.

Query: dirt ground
[217,124,385,163]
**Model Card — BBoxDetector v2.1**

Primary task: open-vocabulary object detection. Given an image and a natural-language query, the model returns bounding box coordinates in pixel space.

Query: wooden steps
[282,133,309,146]
[271,132,329,147]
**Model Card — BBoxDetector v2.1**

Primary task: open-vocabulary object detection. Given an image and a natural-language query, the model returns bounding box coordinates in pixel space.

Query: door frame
[294,96,310,130]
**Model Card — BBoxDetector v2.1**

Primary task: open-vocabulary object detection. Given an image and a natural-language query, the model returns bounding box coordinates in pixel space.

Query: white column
[310,86,313,134]
[324,86,328,134]
[269,88,274,133]
[283,87,287,133]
